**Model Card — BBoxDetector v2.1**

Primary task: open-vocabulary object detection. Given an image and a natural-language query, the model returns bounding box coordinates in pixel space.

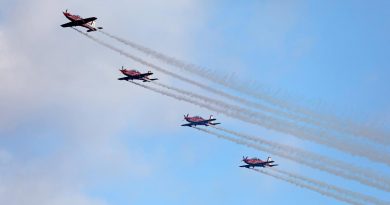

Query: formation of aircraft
[61,11,279,170]
[181,114,221,127]
[61,10,103,32]
[118,66,158,82]
[239,156,278,169]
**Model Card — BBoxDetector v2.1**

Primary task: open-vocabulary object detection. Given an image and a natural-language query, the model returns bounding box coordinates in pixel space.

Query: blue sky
[0,1,389,205]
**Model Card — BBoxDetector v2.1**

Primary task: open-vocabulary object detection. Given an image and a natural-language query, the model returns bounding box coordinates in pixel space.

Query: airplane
[239,156,278,169]
[118,66,158,82]
[61,10,103,32]
[181,114,221,127]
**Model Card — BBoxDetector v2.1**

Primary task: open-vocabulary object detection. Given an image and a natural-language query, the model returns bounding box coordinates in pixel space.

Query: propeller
[120,66,125,71]
[242,156,248,161]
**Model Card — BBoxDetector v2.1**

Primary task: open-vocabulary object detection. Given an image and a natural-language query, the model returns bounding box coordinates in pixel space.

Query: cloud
[0,0,207,204]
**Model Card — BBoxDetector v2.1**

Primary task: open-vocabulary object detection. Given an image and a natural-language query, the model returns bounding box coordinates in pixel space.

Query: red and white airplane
[181,114,221,127]
[239,156,278,169]
[61,10,103,32]
[118,66,158,82]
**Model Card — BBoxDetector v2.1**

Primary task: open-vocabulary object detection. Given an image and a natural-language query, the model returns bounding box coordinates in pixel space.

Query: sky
[0,0,389,205]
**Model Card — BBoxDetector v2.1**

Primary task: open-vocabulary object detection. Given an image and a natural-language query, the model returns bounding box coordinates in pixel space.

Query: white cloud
[0,0,207,204]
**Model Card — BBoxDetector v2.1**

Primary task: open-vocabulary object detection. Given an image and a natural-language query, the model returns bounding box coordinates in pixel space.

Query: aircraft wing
[181,123,193,127]
[239,165,252,168]
[118,76,131,81]
[195,119,216,124]
[61,17,97,27]
[138,73,154,78]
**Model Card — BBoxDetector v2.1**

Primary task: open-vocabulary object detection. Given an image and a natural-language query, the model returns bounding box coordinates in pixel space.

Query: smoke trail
[127,80,390,202]
[212,126,390,192]
[194,127,390,192]
[99,30,390,145]
[254,168,385,205]
[152,81,390,166]
[98,32,312,125]
[70,28,389,203]
[125,76,389,194]
[73,28,263,111]
[270,169,389,205]
[74,29,390,165]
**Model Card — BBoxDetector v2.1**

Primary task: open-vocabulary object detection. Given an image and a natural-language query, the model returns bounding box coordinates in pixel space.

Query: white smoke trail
[98,30,390,145]
[98,31,336,133]
[195,127,390,192]
[254,168,386,205]
[152,81,390,166]
[70,28,390,204]
[270,169,389,205]
[122,76,390,195]
[73,29,390,165]
[72,29,261,110]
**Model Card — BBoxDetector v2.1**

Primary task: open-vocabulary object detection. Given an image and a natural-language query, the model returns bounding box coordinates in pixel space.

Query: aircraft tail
[267,157,277,167]
[90,21,103,30]
[267,157,272,162]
